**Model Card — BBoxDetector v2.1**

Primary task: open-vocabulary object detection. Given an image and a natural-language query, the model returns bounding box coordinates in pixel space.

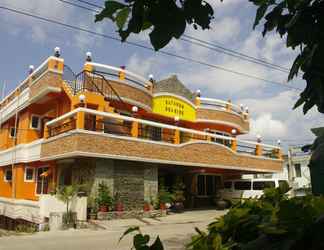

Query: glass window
[31,115,40,129]
[197,175,206,196]
[253,181,275,190]
[36,167,49,194]
[234,181,251,190]
[4,169,12,182]
[10,127,16,138]
[25,168,34,181]
[295,164,302,177]
[224,181,232,189]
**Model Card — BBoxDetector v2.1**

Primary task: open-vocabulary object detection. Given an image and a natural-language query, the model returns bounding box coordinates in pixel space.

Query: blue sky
[0,0,323,150]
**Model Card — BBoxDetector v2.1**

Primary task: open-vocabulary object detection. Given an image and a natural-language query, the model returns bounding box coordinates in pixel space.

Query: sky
[0,0,323,151]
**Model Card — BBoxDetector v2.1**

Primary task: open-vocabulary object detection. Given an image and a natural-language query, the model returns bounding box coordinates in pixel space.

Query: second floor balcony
[41,108,283,173]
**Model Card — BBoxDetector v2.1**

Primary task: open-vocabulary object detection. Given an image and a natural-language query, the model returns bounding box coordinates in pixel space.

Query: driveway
[0,210,226,250]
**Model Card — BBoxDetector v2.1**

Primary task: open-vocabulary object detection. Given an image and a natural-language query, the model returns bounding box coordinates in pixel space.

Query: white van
[220,178,289,203]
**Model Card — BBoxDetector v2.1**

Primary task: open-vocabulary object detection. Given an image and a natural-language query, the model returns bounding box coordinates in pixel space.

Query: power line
[0,5,302,91]
[69,0,294,75]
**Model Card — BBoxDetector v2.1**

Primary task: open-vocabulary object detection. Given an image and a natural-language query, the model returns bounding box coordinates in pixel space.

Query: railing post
[44,125,49,139]
[131,121,139,138]
[77,111,85,129]
[226,99,232,112]
[174,129,180,144]
[195,97,201,106]
[231,139,237,152]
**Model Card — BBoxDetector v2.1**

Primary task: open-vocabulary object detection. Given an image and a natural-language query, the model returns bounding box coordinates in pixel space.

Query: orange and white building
[0,49,283,225]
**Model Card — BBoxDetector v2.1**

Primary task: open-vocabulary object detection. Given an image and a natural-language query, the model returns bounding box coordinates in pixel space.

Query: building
[247,146,311,196]
[0,50,283,226]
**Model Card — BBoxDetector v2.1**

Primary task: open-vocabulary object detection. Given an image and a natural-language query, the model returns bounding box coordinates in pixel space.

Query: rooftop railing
[45,108,282,160]
[198,97,249,118]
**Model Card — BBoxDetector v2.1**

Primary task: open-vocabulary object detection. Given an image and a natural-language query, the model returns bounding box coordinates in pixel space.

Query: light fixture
[86,51,92,62]
[54,47,61,57]
[196,89,201,97]
[132,106,138,113]
[79,94,86,103]
[174,116,180,122]
[245,106,249,113]
[231,129,237,135]
[240,104,244,110]
[277,139,281,146]
[29,65,34,74]
[256,134,262,143]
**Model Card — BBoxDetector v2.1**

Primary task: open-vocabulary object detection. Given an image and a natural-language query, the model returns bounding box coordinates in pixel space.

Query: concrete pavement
[0,210,226,250]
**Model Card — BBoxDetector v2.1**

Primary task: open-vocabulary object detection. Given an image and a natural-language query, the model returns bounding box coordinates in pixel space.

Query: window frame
[35,166,50,196]
[4,169,13,182]
[234,181,252,191]
[24,167,35,182]
[30,114,41,130]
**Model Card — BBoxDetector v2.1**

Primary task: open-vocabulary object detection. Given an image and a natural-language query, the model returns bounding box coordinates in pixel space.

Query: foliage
[119,226,164,250]
[95,0,214,50]
[96,182,113,207]
[249,0,324,115]
[172,177,186,203]
[56,185,79,215]
[187,187,324,250]
[158,183,174,205]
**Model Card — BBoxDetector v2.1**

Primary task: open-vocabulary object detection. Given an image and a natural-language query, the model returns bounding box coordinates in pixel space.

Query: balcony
[196,97,250,133]
[42,108,283,173]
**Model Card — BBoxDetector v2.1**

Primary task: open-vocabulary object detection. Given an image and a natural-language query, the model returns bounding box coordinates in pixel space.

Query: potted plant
[114,192,124,213]
[172,177,186,212]
[96,182,112,212]
[158,187,173,211]
[87,196,98,220]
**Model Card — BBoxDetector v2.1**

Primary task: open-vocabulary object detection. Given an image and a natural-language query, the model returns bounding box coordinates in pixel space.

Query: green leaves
[95,0,214,50]
[120,226,164,250]
[188,188,324,250]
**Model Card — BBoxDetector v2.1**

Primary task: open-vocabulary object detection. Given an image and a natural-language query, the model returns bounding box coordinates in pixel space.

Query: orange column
[77,111,85,129]
[174,129,180,144]
[131,121,139,138]
[231,139,237,152]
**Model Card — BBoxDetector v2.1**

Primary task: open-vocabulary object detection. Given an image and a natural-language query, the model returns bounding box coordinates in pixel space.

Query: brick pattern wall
[196,108,250,132]
[29,71,62,99]
[41,133,283,172]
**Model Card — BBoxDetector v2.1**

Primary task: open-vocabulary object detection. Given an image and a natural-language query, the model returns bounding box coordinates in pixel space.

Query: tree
[56,185,79,226]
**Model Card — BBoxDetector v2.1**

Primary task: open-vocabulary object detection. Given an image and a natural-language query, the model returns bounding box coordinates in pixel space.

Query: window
[295,164,302,177]
[9,127,16,138]
[4,169,12,182]
[197,175,220,196]
[36,167,49,195]
[224,181,232,189]
[234,181,251,190]
[24,167,35,182]
[30,115,41,130]
[253,181,275,190]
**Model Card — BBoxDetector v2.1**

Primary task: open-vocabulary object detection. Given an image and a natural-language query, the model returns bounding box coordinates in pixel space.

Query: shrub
[187,187,324,250]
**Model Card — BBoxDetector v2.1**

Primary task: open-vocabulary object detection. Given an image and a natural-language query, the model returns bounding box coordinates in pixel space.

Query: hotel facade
[0,51,283,225]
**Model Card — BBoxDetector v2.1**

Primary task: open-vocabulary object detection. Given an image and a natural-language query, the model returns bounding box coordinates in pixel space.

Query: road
[0,210,226,250]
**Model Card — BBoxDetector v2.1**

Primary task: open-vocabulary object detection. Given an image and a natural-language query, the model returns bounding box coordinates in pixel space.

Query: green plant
[187,186,324,250]
[96,182,113,208]
[158,186,174,205]
[120,226,164,250]
[56,185,79,226]
[172,177,186,203]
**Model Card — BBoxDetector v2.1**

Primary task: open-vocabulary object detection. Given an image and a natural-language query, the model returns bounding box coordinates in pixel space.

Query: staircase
[62,65,128,111]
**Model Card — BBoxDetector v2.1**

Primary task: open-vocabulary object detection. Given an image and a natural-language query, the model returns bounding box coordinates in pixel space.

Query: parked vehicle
[220,178,290,203]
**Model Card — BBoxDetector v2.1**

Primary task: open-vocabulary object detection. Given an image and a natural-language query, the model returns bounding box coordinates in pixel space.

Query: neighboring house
[0,50,283,226]
[244,146,311,196]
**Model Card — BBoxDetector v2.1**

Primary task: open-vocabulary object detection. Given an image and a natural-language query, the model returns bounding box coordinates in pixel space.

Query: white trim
[45,108,279,149]
[40,150,281,173]
[153,93,196,109]
[0,139,43,167]
[24,167,35,182]
[196,118,248,134]
[30,114,41,130]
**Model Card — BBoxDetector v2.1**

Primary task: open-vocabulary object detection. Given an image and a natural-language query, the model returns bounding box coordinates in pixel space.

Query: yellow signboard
[152,95,196,122]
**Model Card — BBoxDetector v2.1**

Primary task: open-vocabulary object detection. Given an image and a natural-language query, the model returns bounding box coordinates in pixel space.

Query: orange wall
[0,162,56,201]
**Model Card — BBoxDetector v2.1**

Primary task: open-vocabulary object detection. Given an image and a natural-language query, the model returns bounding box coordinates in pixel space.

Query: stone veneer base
[97,210,165,220]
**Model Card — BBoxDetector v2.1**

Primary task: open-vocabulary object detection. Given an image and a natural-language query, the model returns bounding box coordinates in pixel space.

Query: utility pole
[287,147,295,196]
